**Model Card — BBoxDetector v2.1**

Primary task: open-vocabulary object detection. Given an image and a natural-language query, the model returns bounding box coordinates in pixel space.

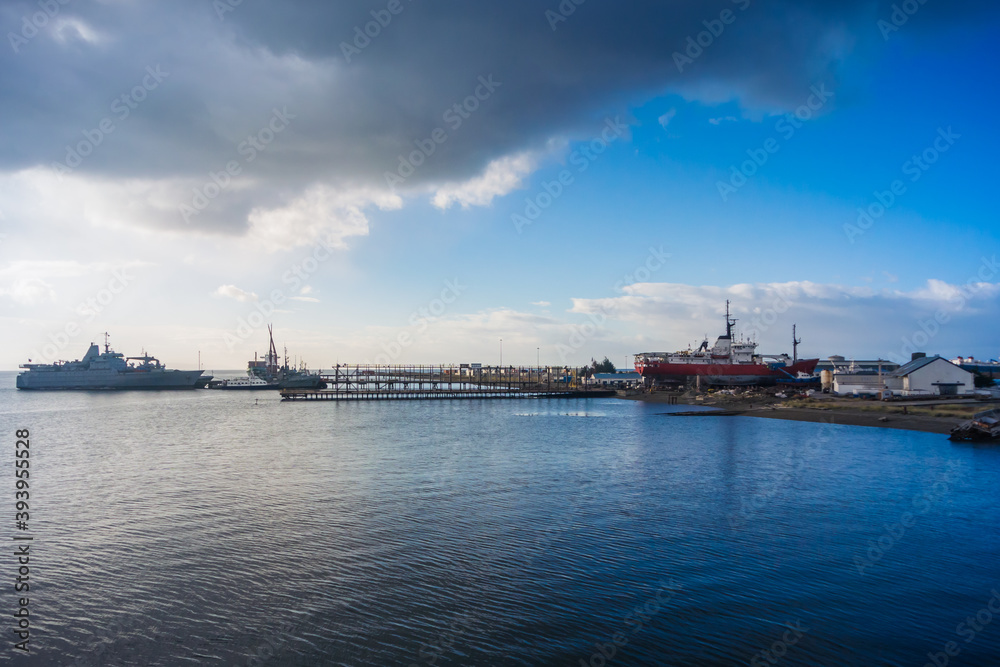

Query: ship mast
[792,324,801,365]
[103,331,110,353]
[724,300,736,339]
[267,324,279,375]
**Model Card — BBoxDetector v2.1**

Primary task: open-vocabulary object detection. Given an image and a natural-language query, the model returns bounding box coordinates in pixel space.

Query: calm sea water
[1,370,998,666]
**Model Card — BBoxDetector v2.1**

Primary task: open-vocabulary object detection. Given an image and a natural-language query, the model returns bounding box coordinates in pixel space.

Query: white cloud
[908,278,1000,308]
[0,259,150,305]
[432,152,538,210]
[658,109,677,129]
[0,260,146,280]
[568,278,1000,359]
[0,278,56,305]
[214,285,258,302]
[0,168,399,254]
[532,301,551,307]
[52,17,107,46]
[2,168,213,237]
[290,296,320,303]
[708,116,739,125]
[247,184,401,251]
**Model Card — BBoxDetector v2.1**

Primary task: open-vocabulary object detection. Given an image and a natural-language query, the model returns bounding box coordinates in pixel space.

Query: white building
[885,355,973,397]
[833,371,888,396]
[831,359,896,396]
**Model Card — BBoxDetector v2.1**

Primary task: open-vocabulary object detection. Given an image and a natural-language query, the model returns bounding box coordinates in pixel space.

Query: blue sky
[1,1,998,370]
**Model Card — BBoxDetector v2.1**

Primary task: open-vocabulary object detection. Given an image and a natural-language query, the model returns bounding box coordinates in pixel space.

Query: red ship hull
[636,358,819,386]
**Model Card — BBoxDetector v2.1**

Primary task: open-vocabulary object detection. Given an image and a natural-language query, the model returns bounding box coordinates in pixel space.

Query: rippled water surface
[2,372,999,666]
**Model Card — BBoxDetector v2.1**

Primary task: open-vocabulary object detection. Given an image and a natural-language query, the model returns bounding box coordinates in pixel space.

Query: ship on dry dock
[634,301,819,387]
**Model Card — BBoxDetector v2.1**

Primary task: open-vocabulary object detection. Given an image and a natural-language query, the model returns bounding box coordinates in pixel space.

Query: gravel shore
[620,392,966,435]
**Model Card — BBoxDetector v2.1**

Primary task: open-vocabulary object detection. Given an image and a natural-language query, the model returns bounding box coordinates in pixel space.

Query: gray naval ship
[16,334,211,390]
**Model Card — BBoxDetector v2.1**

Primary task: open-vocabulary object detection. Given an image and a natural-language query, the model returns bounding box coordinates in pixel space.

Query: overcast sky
[1,0,998,370]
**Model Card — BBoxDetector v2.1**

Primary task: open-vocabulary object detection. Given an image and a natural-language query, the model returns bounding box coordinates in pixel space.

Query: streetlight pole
[499,338,503,369]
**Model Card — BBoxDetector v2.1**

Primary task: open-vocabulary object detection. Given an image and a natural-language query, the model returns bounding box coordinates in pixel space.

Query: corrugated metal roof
[889,355,952,377]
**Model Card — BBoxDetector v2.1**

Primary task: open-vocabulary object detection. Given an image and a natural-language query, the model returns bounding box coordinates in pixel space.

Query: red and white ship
[634,301,819,386]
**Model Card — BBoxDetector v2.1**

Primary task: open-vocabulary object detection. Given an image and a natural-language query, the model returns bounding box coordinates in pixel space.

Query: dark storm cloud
[0,0,995,233]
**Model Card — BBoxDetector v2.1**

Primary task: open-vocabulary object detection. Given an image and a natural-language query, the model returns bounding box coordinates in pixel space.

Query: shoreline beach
[619,393,1000,435]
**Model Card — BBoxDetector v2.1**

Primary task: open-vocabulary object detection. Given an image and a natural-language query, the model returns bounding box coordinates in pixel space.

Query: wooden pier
[280,388,615,401]
[280,364,617,401]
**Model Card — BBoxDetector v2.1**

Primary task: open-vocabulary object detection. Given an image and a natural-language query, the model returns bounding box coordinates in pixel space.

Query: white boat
[207,373,277,390]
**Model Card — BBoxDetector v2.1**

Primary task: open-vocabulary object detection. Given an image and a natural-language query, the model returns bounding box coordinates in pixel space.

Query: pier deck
[280,388,615,401]
[280,364,616,401]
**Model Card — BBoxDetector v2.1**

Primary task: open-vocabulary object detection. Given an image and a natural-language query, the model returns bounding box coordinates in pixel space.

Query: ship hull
[636,359,819,387]
[16,369,209,390]
[278,376,326,390]
[959,363,1000,379]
